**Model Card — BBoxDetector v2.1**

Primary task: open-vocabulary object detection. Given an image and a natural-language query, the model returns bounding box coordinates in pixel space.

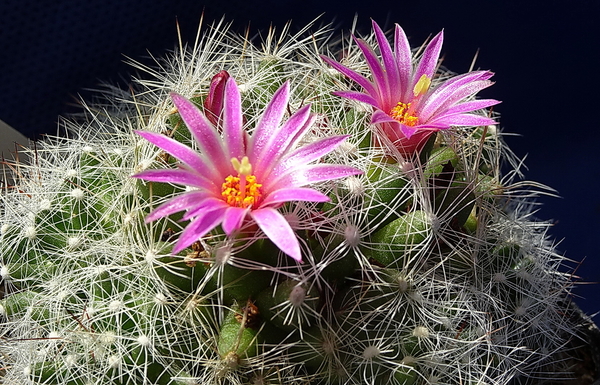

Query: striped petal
[135,130,205,172]
[250,81,290,162]
[419,72,495,119]
[275,135,351,178]
[437,99,500,116]
[413,30,443,85]
[320,55,378,97]
[252,102,312,177]
[393,24,412,99]
[221,206,249,235]
[133,169,214,191]
[267,164,363,191]
[354,38,389,102]
[372,20,401,98]
[172,208,226,254]
[222,77,244,159]
[145,191,210,222]
[261,187,330,207]
[181,196,228,221]
[428,113,497,127]
[251,207,302,262]
[171,93,229,177]
[371,109,397,125]
[333,91,379,107]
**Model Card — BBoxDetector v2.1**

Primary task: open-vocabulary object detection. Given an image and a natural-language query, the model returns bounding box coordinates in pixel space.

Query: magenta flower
[133,77,362,262]
[322,20,500,155]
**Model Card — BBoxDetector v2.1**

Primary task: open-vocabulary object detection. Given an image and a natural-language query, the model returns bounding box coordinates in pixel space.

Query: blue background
[1,1,598,315]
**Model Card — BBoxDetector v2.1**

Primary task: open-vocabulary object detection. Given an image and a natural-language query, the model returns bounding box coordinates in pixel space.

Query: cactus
[0,18,589,385]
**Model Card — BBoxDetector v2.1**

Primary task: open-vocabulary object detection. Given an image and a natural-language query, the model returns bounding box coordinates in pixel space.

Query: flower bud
[203,70,230,125]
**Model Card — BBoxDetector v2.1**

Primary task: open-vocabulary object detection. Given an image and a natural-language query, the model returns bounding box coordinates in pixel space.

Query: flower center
[390,102,419,126]
[389,74,432,127]
[221,156,262,208]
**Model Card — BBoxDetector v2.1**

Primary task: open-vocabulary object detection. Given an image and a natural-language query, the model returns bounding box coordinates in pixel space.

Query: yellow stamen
[389,75,432,127]
[222,157,262,208]
[413,74,432,97]
[390,102,419,126]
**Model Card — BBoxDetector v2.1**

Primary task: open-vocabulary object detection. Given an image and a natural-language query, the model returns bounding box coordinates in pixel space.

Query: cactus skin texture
[0,19,583,385]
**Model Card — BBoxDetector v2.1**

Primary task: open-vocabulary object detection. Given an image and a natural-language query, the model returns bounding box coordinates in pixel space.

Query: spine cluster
[0,20,579,385]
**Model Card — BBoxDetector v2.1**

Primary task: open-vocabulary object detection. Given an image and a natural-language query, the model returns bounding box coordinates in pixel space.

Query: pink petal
[266,164,362,191]
[333,91,379,107]
[172,208,226,254]
[320,55,378,97]
[439,99,500,116]
[221,206,249,235]
[170,93,229,177]
[203,70,230,126]
[399,123,420,139]
[419,71,495,120]
[354,37,389,102]
[181,196,228,221]
[250,81,290,162]
[393,24,412,99]
[252,102,312,177]
[371,109,397,125]
[145,191,210,222]
[223,77,244,159]
[135,131,206,172]
[412,122,449,131]
[251,207,302,262]
[133,169,214,191]
[413,30,443,86]
[372,21,401,98]
[286,113,317,150]
[261,187,330,207]
[275,135,351,176]
[428,113,497,127]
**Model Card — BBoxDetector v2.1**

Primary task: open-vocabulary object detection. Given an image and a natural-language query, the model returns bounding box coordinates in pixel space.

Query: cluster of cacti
[0,19,581,385]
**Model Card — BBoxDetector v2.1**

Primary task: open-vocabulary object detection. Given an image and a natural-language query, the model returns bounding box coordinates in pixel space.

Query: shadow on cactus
[0,17,595,385]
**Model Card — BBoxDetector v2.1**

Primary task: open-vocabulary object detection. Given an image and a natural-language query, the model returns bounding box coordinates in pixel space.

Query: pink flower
[322,20,500,155]
[133,77,362,262]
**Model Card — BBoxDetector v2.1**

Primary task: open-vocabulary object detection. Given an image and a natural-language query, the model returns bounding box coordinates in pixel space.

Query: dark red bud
[204,70,230,126]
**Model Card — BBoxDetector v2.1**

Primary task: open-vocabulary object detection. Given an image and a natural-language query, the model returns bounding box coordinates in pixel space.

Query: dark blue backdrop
[1,0,598,315]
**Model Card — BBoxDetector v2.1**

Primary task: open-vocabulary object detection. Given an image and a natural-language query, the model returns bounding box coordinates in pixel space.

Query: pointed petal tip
[371,19,383,32]
[250,208,303,263]
[428,29,444,48]
[283,242,303,262]
[171,242,187,255]
[134,129,154,138]
[170,92,190,110]
[290,253,303,263]
[319,54,335,64]
[224,76,239,91]
[169,91,183,102]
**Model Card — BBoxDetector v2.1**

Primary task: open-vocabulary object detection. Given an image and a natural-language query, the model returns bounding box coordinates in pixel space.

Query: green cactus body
[364,210,430,268]
[217,304,261,365]
[0,19,584,385]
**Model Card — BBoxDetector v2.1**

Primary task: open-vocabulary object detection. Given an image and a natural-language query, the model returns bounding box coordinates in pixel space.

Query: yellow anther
[231,156,252,176]
[390,102,419,127]
[221,174,262,208]
[413,74,432,97]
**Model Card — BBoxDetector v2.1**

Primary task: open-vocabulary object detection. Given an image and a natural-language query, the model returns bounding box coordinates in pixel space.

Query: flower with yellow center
[133,77,362,262]
[322,20,500,156]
